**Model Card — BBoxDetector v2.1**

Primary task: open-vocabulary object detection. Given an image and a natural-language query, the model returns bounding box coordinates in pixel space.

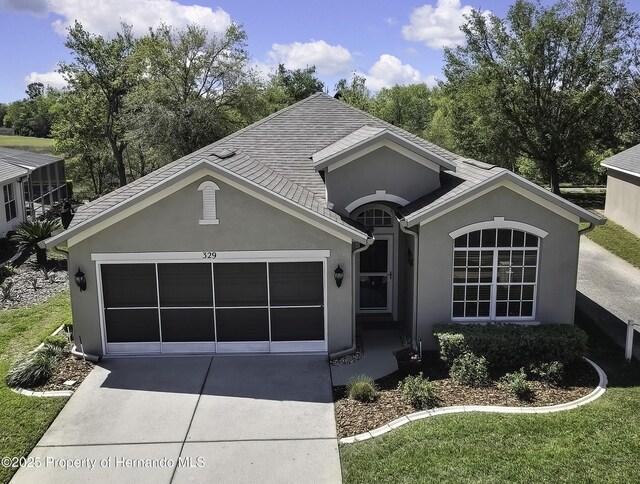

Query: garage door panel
[216,308,269,342]
[270,307,324,341]
[158,264,213,307]
[105,309,160,343]
[269,262,323,306]
[214,263,267,307]
[102,264,157,308]
[160,309,214,342]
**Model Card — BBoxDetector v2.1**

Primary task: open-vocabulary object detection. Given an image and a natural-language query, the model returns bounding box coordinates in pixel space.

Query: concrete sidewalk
[12,356,341,484]
[577,236,640,360]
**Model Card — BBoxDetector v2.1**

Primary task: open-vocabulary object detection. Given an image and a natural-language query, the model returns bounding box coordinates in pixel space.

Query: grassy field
[0,292,71,484]
[0,135,54,154]
[586,219,640,269]
[340,314,640,484]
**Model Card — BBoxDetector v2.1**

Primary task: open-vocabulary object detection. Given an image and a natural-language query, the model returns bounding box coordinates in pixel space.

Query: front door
[358,235,393,312]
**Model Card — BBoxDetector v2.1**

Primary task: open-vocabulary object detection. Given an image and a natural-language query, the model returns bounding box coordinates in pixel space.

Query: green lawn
[340,314,640,484]
[586,219,640,269]
[0,292,71,484]
[0,135,54,154]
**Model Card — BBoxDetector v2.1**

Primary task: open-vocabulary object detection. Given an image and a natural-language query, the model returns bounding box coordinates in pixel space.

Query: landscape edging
[339,357,608,444]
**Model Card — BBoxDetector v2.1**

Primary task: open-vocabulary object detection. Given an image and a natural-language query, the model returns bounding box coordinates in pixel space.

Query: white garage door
[96,253,327,355]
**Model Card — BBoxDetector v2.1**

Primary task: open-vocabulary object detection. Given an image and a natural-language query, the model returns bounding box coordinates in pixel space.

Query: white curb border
[10,324,75,398]
[339,357,608,444]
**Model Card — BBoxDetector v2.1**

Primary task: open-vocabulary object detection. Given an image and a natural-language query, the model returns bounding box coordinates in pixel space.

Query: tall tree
[3,85,59,138]
[371,84,436,135]
[444,0,638,193]
[127,23,250,162]
[334,74,371,111]
[59,21,139,187]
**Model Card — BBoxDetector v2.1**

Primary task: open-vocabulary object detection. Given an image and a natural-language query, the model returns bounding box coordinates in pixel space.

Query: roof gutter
[329,236,374,358]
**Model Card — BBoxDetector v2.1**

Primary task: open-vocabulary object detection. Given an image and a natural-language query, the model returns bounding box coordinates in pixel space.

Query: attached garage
[95,251,328,355]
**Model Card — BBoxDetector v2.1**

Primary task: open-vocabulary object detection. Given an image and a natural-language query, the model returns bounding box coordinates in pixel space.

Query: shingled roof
[49,92,600,246]
[601,143,640,177]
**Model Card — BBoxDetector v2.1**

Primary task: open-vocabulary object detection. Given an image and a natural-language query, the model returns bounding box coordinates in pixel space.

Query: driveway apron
[11,355,341,484]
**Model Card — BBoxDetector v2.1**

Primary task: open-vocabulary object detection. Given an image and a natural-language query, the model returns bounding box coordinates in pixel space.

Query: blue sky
[0,0,638,103]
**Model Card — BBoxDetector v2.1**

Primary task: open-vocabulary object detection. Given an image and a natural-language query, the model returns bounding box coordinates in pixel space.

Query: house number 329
[202,251,217,259]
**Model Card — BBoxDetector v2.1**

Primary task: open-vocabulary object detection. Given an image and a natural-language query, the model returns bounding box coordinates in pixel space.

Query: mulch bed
[334,353,599,438]
[26,349,95,393]
[1,252,69,309]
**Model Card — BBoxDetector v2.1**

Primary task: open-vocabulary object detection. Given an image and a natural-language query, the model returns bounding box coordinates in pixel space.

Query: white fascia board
[601,163,640,180]
[316,131,456,172]
[407,173,593,227]
[48,161,367,248]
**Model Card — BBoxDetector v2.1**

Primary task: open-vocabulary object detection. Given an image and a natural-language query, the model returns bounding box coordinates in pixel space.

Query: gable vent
[210,148,236,159]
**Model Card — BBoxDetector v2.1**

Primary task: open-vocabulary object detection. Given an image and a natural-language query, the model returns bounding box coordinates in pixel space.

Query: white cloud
[6,0,232,37]
[402,0,478,49]
[266,40,352,76]
[360,54,436,91]
[25,69,67,90]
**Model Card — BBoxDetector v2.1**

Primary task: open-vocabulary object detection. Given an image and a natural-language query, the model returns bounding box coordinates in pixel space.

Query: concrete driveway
[577,236,640,359]
[12,355,341,484]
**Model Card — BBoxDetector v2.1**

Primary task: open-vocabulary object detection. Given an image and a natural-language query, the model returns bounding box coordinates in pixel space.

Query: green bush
[433,323,588,369]
[435,332,468,366]
[530,361,565,386]
[398,372,438,409]
[346,375,378,403]
[450,352,489,387]
[44,334,68,349]
[500,369,533,400]
[5,350,58,388]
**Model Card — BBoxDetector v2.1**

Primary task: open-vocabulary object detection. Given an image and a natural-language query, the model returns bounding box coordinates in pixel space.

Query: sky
[0,0,638,104]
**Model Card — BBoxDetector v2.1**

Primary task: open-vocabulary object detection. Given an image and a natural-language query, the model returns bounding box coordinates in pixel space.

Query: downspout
[329,236,374,358]
[399,220,419,349]
[578,221,596,236]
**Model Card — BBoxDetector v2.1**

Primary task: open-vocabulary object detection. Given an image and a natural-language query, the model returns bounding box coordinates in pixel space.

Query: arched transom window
[355,208,393,227]
[451,226,542,320]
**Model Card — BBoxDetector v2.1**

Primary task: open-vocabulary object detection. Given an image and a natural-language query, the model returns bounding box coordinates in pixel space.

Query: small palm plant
[10,219,61,265]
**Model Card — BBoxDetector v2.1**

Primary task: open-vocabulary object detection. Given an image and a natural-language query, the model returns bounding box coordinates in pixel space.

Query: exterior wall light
[334,265,344,288]
[75,269,87,292]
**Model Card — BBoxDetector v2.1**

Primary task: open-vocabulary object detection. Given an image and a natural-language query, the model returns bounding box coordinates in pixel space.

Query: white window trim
[3,183,17,222]
[198,180,220,225]
[449,217,548,240]
[450,225,541,322]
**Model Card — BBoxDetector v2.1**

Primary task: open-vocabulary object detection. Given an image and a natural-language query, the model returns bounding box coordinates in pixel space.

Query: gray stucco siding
[326,146,440,216]
[67,175,353,356]
[416,185,580,349]
[605,169,640,237]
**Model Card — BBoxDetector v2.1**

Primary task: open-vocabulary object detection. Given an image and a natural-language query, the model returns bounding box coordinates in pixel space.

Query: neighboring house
[0,147,68,238]
[42,94,602,358]
[601,144,640,237]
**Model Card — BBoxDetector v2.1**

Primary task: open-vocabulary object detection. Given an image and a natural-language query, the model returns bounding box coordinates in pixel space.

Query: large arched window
[450,219,546,321]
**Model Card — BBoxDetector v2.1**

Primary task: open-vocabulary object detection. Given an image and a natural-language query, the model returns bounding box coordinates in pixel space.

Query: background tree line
[3,0,639,198]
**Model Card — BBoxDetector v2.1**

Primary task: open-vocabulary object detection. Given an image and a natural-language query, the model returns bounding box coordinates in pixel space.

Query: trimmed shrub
[433,323,588,369]
[500,369,533,400]
[44,334,68,349]
[450,352,489,387]
[5,350,57,388]
[435,332,468,366]
[346,374,378,403]
[398,372,438,409]
[530,361,565,386]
